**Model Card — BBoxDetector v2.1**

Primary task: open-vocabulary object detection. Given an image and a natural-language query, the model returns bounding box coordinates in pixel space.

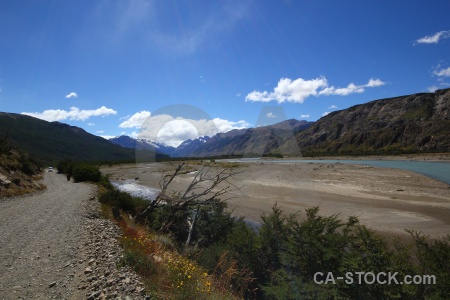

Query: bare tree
[137,163,244,246]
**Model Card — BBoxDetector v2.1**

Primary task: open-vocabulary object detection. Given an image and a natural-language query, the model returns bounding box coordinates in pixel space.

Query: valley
[101,153,450,238]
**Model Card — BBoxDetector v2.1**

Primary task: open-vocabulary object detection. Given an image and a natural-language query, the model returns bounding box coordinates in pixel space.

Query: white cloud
[212,118,250,133]
[65,92,78,99]
[433,66,450,77]
[416,30,450,44]
[266,112,276,118]
[328,105,337,109]
[366,78,385,87]
[322,112,330,117]
[300,114,310,118]
[319,78,385,96]
[100,135,116,140]
[246,77,328,103]
[87,123,95,126]
[246,77,385,103]
[119,111,151,128]
[427,86,439,92]
[156,120,199,147]
[133,113,250,147]
[96,130,104,134]
[22,106,117,122]
[91,1,252,55]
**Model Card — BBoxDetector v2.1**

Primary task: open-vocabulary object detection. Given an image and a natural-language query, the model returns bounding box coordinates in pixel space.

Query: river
[225,158,450,185]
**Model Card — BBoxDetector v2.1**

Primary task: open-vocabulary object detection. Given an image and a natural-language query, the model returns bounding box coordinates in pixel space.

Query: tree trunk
[185,205,200,247]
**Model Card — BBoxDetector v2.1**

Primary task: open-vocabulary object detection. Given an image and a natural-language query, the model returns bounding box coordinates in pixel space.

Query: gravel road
[0,172,95,299]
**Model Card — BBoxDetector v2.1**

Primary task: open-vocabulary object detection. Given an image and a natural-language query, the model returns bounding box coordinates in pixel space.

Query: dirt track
[0,172,95,299]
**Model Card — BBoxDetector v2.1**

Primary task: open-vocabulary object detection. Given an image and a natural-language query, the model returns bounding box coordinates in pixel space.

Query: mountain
[109,135,177,156]
[288,88,450,155]
[164,88,449,158]
[0,112,167,163]
[172,119,313,157]
[174,136,211,157]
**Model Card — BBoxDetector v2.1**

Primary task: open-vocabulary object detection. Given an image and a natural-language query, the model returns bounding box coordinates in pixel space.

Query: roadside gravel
[0,172,147,299]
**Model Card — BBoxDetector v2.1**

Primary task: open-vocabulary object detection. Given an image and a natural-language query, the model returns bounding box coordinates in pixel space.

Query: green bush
[99,189,148,214]
[56,159,73,174]
[21,161,36,175]
[99,175,114,190]
[72,164,101,182]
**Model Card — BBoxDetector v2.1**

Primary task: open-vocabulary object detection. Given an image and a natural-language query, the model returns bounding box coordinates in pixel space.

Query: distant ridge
[108,119,313,158]
[0,112,167,163]
[172,119,313,157]
[109,135,177,157]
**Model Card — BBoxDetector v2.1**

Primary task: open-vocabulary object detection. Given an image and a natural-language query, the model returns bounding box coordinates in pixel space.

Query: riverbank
[101,157,450,238]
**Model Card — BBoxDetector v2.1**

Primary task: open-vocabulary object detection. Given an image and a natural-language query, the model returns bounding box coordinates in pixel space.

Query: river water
[111,181,159,201]
[228,158,450,185]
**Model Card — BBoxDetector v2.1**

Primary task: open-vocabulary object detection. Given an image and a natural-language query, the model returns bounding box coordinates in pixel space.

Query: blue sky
[1,0,449,146]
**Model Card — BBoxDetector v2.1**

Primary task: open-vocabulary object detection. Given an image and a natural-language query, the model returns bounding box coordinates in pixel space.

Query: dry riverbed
[102,156,450,238]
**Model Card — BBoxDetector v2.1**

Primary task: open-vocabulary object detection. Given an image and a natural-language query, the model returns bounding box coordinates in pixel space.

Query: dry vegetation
[0,149,46,198]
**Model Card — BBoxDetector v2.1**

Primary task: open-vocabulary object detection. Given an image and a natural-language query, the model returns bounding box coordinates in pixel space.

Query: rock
[0,174,11,187]
[85,267,93,274]
[48,282,57,288]
[87,290,101,300]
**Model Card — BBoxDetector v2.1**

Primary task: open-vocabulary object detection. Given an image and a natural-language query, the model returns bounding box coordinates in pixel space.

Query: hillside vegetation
[0,112,168,164]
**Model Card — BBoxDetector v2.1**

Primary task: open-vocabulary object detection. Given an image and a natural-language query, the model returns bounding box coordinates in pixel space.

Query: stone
[87,290,101,300]
[48,282,56,288]
[0,174,11,187]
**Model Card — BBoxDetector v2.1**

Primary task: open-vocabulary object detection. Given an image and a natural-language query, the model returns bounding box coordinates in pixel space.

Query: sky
[0,0,449,147]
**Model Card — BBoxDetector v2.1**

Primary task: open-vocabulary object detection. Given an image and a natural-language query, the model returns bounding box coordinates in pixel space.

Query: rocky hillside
[0,149,45,198]
[291,88,450,155]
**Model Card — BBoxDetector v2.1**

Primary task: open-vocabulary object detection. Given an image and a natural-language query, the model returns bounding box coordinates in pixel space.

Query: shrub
[99,174,114,190]
[21,161,36,176]
[56,159,73,174]
[99,189,148,214]
[72,164,101,182]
